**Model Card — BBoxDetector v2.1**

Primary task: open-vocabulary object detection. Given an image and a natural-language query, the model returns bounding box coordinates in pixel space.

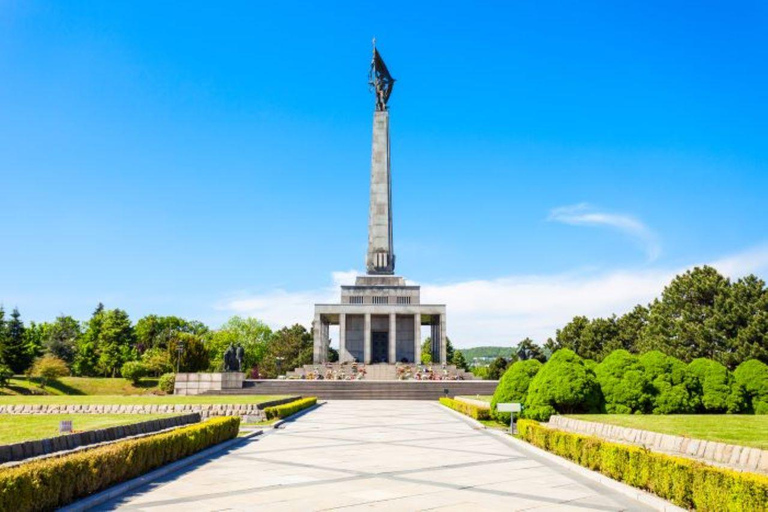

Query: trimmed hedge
[517,419,768,511]
[439,397,490,420]
[0,416,240,511]
[264,397,317,420]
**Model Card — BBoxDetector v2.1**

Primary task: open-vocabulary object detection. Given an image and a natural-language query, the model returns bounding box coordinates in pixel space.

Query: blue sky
[1,1,767,346]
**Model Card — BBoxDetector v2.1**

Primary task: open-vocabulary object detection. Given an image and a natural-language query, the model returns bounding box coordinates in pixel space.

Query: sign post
[59,420,73,434]
[496,403,522,434]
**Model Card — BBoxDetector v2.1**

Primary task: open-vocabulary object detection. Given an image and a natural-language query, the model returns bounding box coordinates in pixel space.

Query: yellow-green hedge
[264,397,317,420]
[517,419,768,511]
[439,397,491,420]
[0,416,240,512]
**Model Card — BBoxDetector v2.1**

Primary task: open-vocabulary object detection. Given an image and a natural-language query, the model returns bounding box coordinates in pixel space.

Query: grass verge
[0,414,176,445]
[0,394,290,406]
[567,414,768,450]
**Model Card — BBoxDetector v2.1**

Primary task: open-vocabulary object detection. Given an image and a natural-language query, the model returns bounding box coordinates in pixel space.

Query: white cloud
[215,245,768,349]
[549,203,661,261]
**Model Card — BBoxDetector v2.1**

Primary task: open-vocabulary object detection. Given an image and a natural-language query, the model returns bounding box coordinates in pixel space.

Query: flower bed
[439,397,490,420]
[518,419,768,511]
[263,397,317,420]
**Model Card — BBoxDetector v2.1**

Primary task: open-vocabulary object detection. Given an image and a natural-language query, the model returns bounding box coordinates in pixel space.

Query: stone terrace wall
[0,413,200,464]
[0,396,300,420]
[548,416,768,474]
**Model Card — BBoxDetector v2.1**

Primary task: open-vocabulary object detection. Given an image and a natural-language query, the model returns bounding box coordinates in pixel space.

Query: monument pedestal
[174,372,245,396]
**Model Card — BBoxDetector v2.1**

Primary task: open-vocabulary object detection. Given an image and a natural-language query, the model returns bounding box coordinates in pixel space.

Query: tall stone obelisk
[366,43,396,275]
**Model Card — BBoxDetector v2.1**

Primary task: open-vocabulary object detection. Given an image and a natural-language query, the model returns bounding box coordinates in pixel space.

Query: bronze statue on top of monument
[369,39,395,112]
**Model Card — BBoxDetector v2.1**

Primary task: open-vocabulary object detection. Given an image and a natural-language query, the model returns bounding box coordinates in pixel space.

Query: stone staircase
[207,379,498,400]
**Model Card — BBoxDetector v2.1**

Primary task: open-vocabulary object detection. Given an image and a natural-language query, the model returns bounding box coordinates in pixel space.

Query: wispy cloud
[215,244,768,349]
[548,203,661,261]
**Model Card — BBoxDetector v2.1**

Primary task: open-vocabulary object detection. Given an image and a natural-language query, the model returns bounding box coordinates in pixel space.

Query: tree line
[0,304,323,382]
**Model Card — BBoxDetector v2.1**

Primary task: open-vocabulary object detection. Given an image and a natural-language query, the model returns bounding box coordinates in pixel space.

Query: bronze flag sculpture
[369,40,395,111]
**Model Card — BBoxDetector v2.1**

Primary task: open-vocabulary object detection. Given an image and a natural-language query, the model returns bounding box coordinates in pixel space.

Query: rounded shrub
[121,361,147,385]
[524,349,602,421]
[640,351,701,414]
[491,359,542,423]
[158,372,176,394]
[688,358,748,413]
[594,349,651,414]
[29,355,70,387]
[734,359,768,414]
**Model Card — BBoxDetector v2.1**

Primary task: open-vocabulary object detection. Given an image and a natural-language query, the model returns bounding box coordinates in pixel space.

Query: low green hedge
[439,397,490,420]
[517,419,768,511]
[264,397,317,420]
[0,416,240,511]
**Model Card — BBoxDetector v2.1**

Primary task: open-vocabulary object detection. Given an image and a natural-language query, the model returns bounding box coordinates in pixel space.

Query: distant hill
[458,346,515,360]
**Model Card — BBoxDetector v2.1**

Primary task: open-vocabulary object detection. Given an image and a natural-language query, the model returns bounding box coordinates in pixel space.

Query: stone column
[413,313,421,364]
[312,312,323,364]
[339,313,347,363]
[364,313,372,364]
[388,313,397,363]
[440,314,447,364]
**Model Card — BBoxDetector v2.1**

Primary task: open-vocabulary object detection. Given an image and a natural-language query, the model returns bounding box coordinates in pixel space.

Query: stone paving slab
[94,401,653,511]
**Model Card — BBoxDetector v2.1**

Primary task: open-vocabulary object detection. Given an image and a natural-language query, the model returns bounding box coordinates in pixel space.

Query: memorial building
[311,44,448,366]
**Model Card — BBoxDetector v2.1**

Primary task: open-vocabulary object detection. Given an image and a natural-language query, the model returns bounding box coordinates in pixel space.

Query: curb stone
[60,429,263,512]
[436,403,684,512]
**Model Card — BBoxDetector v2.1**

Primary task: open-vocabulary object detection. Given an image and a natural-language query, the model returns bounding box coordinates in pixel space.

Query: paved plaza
[97,401,652,511]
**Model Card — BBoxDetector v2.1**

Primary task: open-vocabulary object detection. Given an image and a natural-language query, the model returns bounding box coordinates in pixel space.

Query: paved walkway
[97,401,652,511]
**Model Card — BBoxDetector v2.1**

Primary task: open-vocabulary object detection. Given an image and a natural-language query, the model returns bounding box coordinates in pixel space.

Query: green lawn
[0,394,290,406]
[568,414,768,450]
[0,414,175,444]
[0,377,160,396]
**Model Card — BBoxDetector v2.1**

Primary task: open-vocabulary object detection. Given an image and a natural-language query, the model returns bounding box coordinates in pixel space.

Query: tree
[451,350,469,371]
[717,275,768,368]
[615,305,649,353]
[1,308,31,374]
[259,324,312,378]
[594,350,651,414]
[96,309,135,377]
[513,338,547,363]
[30,355,70,387]
[74,304,104,376]
[0,364,12,387]
[734,359,768,414]
[491,359,542,423]
[554,316,590,356]
[639,351,701,414]
[141,347,173,376]
[487,356,510,380]
[134,315,208,352]
[208,316,271,371]
[524,349,602,420]
[44,315,81,365]
[639,266,731,363]
[688,358,747,413]
[168,332,209,373]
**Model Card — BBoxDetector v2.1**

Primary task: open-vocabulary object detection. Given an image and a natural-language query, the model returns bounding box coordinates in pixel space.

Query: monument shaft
[366,110,395,274]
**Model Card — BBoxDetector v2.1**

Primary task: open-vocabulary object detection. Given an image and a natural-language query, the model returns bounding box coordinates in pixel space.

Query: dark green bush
[158,372,175,394]
[0,416,240,511]
[688,358,748,413]
[640,351,701,414]
[439,397,490,420]
[594,350,651,414]
[518,419,768,511]
[734,359,768,414]
[264,397,317,420]
[491,359,541,423]
[524,349,601,420]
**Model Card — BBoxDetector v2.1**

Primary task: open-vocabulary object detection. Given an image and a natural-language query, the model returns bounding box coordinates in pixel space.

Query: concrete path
[96,401,652,511]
